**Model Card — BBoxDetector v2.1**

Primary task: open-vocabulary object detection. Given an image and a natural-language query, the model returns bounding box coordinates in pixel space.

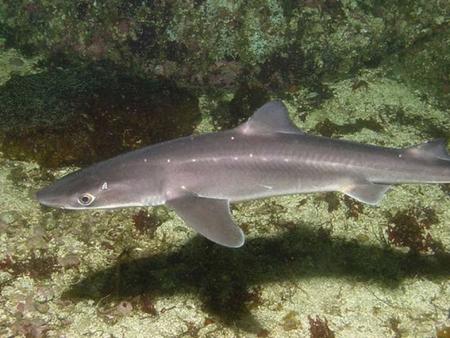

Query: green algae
[387,29,450,108]
[1,1,448,92]
[0,48,40,85]
[300,71,450,144]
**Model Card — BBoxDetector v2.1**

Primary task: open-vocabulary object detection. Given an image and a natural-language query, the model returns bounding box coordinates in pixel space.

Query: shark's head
[36,162,159,210]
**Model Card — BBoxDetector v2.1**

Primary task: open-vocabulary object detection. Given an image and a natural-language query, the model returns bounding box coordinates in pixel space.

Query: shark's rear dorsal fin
[404,139,450,161]
[235,100,304,135]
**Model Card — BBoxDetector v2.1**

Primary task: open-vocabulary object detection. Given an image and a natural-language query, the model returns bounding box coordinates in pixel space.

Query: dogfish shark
[37,101,450,247]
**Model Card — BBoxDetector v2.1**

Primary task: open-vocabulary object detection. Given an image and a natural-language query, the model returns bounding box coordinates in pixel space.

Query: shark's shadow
[63,223,450,332]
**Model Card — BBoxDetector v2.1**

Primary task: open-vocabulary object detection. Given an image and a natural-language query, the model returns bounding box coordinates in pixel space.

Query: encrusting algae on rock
[0,1,449,336]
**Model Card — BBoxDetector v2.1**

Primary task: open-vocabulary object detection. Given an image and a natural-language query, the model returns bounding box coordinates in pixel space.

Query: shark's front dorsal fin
[166,194,244,248]
[404,139,450,161]
[235,100,304,135]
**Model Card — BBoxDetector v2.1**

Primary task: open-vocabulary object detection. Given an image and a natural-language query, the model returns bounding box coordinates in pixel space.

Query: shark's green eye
[78,193,95,206]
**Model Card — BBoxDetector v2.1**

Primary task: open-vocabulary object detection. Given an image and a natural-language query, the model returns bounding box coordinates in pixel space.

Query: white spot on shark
[101,182,108,190]
[167,159,171,163]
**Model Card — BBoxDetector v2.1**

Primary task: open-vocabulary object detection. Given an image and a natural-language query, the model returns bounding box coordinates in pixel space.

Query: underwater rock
[0,210,19,225]
[0,62,200,168]
[2,1,448,93]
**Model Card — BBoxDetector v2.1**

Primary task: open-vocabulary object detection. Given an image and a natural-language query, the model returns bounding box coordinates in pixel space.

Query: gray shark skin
[37,101,450,247]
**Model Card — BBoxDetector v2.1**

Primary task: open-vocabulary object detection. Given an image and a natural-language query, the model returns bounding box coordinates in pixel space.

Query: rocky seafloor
[0,1,449,337]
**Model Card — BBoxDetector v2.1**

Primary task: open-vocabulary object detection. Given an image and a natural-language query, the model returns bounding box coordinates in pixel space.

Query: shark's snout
[36,168,92,209]
[35,166,139,210]
[36,185,64,208]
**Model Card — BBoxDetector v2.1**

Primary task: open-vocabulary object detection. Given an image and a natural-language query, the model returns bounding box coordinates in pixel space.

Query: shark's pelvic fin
[235,100,304,135]
[166,194,245,248]
[404,139,450,161]
[342,182,391,205]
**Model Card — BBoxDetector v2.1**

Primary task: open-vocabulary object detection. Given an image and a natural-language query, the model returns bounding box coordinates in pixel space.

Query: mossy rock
[0,62,200,168]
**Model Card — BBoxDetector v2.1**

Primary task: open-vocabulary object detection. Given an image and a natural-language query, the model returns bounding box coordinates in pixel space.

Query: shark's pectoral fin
[166,194,244,248]
[342,182,391,205]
